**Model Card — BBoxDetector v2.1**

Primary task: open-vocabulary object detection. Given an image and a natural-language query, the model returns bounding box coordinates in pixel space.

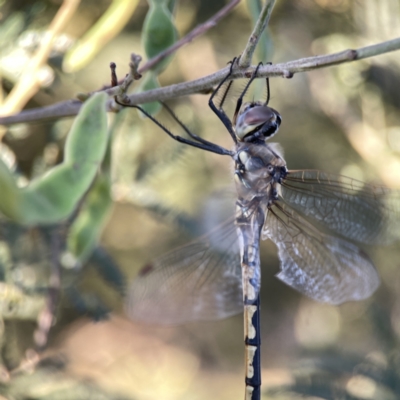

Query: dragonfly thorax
[235,101,281,143]
[234,142,287,201]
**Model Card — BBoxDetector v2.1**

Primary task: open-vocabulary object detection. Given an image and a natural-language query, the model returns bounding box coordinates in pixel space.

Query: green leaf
[137,72,162,115]
[143,0,178,73]
[0,12,24,47]
[67,174,113,264]
[0,93,109,225]
[0,160,20,221]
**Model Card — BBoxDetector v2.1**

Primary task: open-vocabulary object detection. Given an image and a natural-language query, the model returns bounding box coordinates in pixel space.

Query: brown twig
[100,0,240,90]
[1,37,400,126]
[109,54,143,105]
[110,62,118,87]
[138,0,240,74]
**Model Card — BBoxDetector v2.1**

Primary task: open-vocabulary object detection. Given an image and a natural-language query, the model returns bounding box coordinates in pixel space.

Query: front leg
[208,57,239,143]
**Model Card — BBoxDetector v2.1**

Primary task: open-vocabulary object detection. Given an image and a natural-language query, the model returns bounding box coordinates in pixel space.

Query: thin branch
[0,100,82,125]
[1,37,400,125]
[239,0,276,68]
[0,0,81,119]
[138,0,240,74]
[99,0,240,90]
[113,53,142,96]
[62,0,140,73]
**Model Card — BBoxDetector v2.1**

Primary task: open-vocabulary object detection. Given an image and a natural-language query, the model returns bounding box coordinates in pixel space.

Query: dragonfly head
[234,101,281,143]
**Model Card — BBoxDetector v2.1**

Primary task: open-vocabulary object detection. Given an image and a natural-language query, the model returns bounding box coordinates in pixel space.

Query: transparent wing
[126,219,242,324]
[263,201,380,305]
[282,170,400,245]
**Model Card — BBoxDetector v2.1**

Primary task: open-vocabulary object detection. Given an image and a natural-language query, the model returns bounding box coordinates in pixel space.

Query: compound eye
[235,105,279,141]
[249,157,265,170]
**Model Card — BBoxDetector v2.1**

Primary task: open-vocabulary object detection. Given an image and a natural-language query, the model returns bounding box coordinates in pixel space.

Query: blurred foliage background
[1,0,400,399]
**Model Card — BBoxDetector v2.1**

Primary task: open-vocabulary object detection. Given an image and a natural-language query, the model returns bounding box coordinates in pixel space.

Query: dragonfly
[115,58,400,400]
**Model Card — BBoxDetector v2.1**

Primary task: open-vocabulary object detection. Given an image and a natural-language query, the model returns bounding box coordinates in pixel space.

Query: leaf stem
[239,0,276,68]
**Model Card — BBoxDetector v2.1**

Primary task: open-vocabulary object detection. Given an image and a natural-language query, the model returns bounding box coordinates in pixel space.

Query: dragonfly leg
[116,98,234,156]
[110,62,233,156]
[263,62,272,106]
[232,62,264,125]
[161,101,230,150]
[208,57,239,143]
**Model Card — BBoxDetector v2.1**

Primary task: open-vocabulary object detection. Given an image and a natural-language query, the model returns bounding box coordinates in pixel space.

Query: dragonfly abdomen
[236,199,264,400]
[243,297,261,400]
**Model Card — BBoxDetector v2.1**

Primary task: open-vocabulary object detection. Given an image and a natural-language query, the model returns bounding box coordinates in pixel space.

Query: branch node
[129,53,143,80]
[347,49,358,60]
[76,93,90,102]
[110,62,118,87]
[110,54,143,109]
[283,70,294,79]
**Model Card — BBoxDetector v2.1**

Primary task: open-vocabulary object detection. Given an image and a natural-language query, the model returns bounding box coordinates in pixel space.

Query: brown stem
[1,37,400,126]
[138,0,240,74]
[239,0,276,68]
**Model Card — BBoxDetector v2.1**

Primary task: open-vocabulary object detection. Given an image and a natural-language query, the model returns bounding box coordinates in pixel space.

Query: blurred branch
[63,0,140,73]
[99,0,240,88]
[1,36,400,125]
[239,0,276,68]
[138,0,240,74]
[0,0,81,121]
[283,37,400,71]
